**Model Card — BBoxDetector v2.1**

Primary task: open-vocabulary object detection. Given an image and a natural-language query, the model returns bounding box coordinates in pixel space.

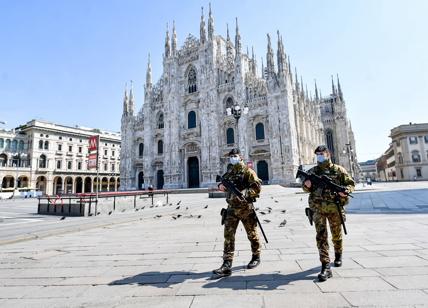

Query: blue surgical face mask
[316,154,326,163]
[230,156,241,165]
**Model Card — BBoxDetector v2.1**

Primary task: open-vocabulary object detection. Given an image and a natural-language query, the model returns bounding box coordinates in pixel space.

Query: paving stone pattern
[1,183,428,307]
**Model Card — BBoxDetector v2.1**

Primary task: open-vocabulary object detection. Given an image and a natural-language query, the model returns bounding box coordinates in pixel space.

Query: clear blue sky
[1,0,427,162]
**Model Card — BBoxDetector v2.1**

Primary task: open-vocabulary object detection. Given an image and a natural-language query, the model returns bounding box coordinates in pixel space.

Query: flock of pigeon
[59,195,288,228]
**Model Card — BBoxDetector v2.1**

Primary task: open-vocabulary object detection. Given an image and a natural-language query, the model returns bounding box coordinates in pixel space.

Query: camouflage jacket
[303,161,355,212]
[223,162,262,207]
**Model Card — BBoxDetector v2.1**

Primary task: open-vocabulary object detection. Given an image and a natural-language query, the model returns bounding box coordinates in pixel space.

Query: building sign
[88,153,97,169]
[88,136,98,152]
[88,135,99,170]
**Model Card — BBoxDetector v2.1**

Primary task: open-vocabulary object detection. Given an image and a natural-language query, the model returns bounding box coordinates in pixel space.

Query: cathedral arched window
[158,140,163,155]
[188,111,196,129]
[187,67,197,93]
[39,154,47,168]
[0,138,4,149]
[325,130,335,159]
[139,143,144,157]
[226,128,234,145]
[255,123,265,140]
[157,113,164,129]
[39,140,43,149]
[412,150,421,163]
[44,141,49,150]
[5,139,11,150]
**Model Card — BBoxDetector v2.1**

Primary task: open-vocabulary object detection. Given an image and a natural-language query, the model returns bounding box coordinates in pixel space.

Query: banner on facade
[88,136,98,151]
[88,153,97,169]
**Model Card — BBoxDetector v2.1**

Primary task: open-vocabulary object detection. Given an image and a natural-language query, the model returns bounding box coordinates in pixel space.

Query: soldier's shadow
[108,270,214,287]
[203,267,320,291]
[108,266,318,291]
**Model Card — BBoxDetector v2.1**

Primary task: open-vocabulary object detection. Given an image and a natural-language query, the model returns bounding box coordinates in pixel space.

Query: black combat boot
[318,263,332,282]
[334,252,342,267]
[212,260,232,277]
[247,255,261,269]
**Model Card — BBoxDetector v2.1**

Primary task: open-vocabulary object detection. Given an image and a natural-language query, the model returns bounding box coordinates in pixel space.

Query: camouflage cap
[228,148,240,156]
[314,145,329,154]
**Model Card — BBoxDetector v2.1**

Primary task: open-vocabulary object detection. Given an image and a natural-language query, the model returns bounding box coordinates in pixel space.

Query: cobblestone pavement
[1,183,428,307]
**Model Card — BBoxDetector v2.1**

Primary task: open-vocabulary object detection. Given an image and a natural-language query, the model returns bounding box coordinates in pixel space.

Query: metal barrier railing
[37,190,171,216]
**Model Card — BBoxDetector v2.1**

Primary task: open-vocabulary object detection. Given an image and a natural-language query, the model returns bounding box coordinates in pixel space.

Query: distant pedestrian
[302,145,355,282]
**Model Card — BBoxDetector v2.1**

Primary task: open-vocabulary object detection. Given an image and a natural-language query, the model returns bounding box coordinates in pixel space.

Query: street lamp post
[343,143,354,178]
[226,103,249,152]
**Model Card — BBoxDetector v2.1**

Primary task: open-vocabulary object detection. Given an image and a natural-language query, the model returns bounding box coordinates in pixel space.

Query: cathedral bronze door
[156,170,164,189]
[187,157,200,188]
[138,171,144,190]
[257,160,269,184]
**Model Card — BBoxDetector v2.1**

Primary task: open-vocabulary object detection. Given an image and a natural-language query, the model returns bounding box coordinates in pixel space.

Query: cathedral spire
[305,83,309,100]
[200,7,206,45]
[266,33,275,78]
[235,17,241,59]
[252,46,256,75]
[128,80,135,116]
[146,53,152,87]
[337,74,343,100]
[276,30,286,76]
[208,2,214,41]
[165,23,170,58]
[300,76,305,97]
[226,23,233,62]
[122,83,129,116]
[314,79,319,102]
[294,67,299,92]
[331,75,336,95]
[261,57,265,79]
[171,20,177,55]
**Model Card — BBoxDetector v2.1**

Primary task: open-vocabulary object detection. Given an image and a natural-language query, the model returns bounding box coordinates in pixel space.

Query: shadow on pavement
[203,267,320,290]
[108,271,212,287]
[108,266,319,291]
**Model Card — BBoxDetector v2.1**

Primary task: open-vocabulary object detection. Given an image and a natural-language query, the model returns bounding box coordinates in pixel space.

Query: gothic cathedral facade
[120,6,358,190]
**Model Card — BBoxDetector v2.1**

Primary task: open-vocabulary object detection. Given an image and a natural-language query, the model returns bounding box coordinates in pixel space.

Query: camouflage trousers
[313,209,345,264]
[223,204,261,261]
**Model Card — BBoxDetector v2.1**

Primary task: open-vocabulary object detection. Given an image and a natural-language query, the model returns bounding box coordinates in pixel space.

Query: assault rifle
[296,166,351,235]
[216,175,268,243]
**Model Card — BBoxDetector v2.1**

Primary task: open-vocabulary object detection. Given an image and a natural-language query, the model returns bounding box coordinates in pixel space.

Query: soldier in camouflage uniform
[213,148,262,277]
[302,145,355,281]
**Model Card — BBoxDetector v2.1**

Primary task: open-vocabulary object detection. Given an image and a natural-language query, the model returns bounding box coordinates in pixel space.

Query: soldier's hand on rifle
[338,192,347,198]
[304,180,312,188]
[218,184,226,192]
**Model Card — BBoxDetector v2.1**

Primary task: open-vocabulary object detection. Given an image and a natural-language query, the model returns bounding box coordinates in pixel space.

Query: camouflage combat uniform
[303,161,355,264]
[222,161,262,262]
